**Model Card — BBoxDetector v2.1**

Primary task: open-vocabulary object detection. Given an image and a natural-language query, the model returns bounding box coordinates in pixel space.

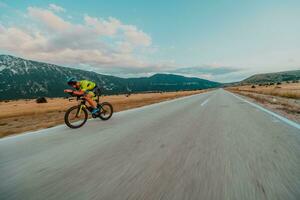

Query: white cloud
[28,7,71,31]
[121,25,151,47]
[0,6,154,68]
[84,15,151,46]
[49,4,65,13]
[84,15,121,36]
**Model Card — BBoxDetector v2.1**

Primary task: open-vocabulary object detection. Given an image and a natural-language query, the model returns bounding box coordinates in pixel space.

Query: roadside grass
[227,89,300,123]
[228,82,300,99]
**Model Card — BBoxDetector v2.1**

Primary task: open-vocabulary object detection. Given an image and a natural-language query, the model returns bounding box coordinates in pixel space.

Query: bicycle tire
[64,105,88,128]
[98,102,113,120]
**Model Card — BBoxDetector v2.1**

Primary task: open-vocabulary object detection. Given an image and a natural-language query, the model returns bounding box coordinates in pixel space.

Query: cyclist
[64,78,100,114]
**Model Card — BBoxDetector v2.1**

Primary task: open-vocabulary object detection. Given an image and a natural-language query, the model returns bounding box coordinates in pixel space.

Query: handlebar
[64,88,101,101]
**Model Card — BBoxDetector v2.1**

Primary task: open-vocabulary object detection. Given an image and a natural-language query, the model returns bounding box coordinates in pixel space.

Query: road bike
[64,88,113,128]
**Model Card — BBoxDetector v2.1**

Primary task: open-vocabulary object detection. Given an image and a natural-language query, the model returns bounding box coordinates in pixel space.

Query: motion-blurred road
[1,89,300,200]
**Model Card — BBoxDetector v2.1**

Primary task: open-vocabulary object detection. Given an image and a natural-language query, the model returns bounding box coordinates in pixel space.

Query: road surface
[1,89,300,200]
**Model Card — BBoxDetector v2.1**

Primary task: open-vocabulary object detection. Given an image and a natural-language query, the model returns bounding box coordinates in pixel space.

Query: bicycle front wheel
[64,105,88,128]
[98,102,113,120]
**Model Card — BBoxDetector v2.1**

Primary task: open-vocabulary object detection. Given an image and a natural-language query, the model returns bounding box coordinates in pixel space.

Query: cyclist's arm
[64,89,73,93]
[73,90,84,95]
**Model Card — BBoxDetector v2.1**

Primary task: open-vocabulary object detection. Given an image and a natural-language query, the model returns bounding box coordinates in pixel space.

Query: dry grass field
[227,82,300,123]
[228,82,300,99]
[0,90,207,138]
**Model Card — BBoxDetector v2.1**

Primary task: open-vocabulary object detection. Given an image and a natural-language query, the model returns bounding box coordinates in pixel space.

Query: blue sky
[0,0,299,82]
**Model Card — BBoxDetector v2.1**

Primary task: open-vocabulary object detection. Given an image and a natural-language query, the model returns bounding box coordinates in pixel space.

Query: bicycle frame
[75,95,104,116]
[77,104,86,117]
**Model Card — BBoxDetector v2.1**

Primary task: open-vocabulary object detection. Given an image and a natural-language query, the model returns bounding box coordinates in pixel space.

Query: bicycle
[64,88,113,128]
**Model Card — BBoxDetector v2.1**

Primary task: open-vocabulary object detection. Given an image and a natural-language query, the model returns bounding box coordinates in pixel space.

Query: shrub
[251,85,256,88]
[36,97,47,103]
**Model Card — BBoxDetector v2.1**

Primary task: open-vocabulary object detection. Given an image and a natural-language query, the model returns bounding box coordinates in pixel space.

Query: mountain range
[1,55,299,100]
[0,55,221,100]
[240,70,300,84]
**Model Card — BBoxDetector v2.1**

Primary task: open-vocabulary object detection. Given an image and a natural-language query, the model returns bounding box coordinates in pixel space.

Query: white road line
[229,91,300,130]
[201,98,210,106]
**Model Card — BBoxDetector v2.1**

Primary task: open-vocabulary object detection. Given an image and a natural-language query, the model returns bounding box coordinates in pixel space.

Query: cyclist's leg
[84,91,97,108]
[92,86,100,102]
[92,86,100,96]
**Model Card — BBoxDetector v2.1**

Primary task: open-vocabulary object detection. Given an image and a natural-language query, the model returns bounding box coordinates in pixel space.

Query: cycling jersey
[79,80,96,92]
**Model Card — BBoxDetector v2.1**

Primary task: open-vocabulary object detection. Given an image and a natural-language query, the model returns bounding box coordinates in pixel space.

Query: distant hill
[0,55,220,100]
[240,70,300,85]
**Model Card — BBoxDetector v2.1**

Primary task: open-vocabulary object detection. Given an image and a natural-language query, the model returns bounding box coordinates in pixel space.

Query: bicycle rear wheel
[64,105,88,128]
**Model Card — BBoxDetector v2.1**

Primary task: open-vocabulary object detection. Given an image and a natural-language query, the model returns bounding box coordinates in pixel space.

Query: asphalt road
[1,89,300,200]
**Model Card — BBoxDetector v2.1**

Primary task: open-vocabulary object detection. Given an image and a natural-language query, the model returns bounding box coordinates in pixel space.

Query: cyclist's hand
[64,89,73,93]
